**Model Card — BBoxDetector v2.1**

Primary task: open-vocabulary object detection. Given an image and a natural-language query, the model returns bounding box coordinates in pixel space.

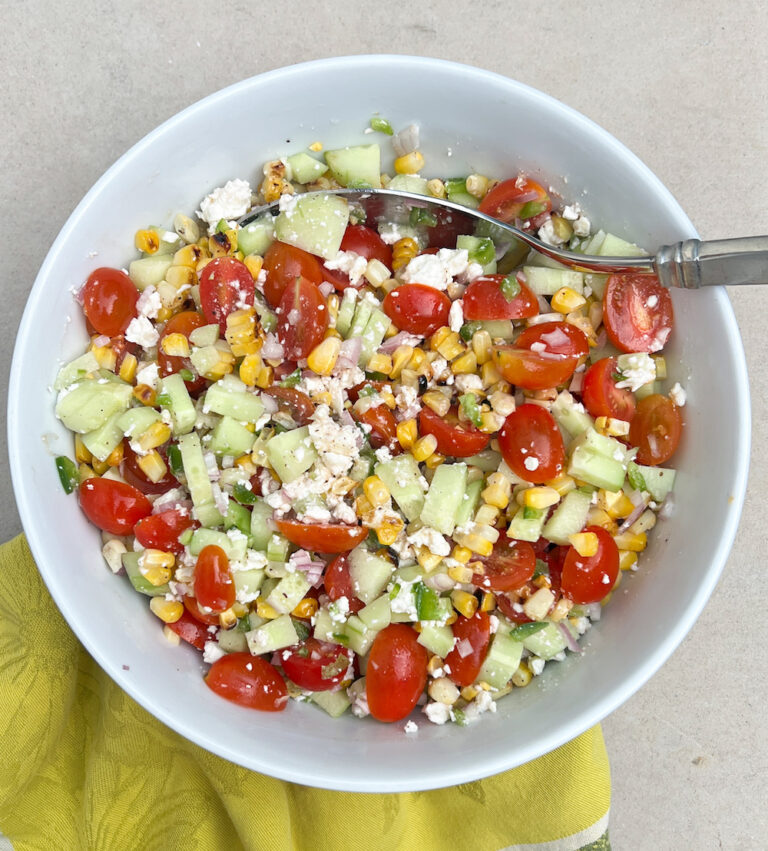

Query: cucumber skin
[454,479,483,528]
[476,632,524,689]
[177,432,223,528]
[542,490,593,545]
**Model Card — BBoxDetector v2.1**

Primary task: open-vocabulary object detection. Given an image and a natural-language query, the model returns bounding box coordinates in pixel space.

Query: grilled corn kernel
[165,265,197,289]
[465,173,490,199]
[629,509,657,535]
[550,597,573,622]
[479,410,504,434]
[239,353,262,387]
[407,347,428,373]
[389,345,414,379]
[254,364,273,389]
[118,353,138,383]
[550,215,574,243]
[139,549,174,581]
[218,607,238,630]
[546,474,576,497]
[392,236,419,271]
[135,228,160,254]
[471,330,493,365]
[598,489,635,519]
[355,494,374,517]
[364,258,391,288]
[366,352,393,375]
[394,150,425,174]
[427,655,445,676]
[397,419,418,450]
[569,531,600,557]
[429,677,460,705]
[460,685,480,701]
[133,383,157,407]
[451,546,472,564]
[451,350,477,374]
[446,564,474,584]
[75,434,92,464]
[256,599,280,619]
[161,333,191,358]
[481,360,503,387]
[619,550,639,572]
[292,597,319,619]
[437,333,465,361]
[234,455,258,476]
[105,443,124,468]
[225,308,262,357]
[307,336,342,376]
[475,504,500,526]
[426,178,446,198]
[479,591,496,612]
[242,253,264,280]
[173,213,200,244]
[451,589,479,618]
[149,597,184,623]
[375,515,404,546]
[454,530,494,557]
[552,286,587,313]
[363,476,390,508]
[173,243,206,268]
[90,344,117,372]
[137,450,168,483]
[429,326,452,351]
[586,507,618,533]
[523,587,555,621]
[137,421,172,452]
[594,416,630,438]
[422,389,451,417]
[512,662,532,688]
[523,486,561,510]
[412,434,438,462]
[482,473,511,509]
[416,548,444,572]
[424,452,445,470]
[612,531,647,552]
[565,313,596,343]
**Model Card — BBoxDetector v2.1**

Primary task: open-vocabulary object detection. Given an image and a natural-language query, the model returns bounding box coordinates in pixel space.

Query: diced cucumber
[266,534,291,564]
[274,193,350,260]
[596,232,645,258]
[312,607,337,644]
[223,500,252,538]
[158,373,196,435]
[266,572,312,615]
[54,351,100,391]
[246,615,299,655]
[454,478,483,528]
[128,255,173,291]
[348,547,395,604]
[584,273,609,299]
[122,552,170,597]
[463,449,502,471]
[203,377,265,423]
[358,594,392,632]
[580,229,606,255]
[374,454,425,522]
[249,500,274,550]
[324,144,382,189]
[286,151,328,184]
[568,446,625,492]
[265,426,317,483]
[237,215,275,255]
[81,411,124,462]
[346,299,374,340]
[209,416,255,457]
[633,464,676,502]
[335,288,357,337]
[551,391,594,441]
[266,561,289,579]
[523,249,569,270]
[522,266,585,296]
[117,406,162,438]
[189,324,219,347]
[522,621,568,660]
[507,506,548,542]
[232,568,266,602]
[420,463,467,536]
[387,174,429,194]
[148,226,182,255]
[478,320,515,340]
[358,309,391,366]
[543,489,593,545]
[417,623,455,658]
[216,628,247,653]
[309,689,351,718]
[476,632,524,689]
[344,615,377,656]
[177,431,223,527]
[55,378,133,433]
[634,381,659,401]
[446,189,479,209]
[190,528,248,561]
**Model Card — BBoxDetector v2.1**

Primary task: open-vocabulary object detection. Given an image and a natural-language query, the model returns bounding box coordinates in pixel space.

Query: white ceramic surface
[7,55,750,792]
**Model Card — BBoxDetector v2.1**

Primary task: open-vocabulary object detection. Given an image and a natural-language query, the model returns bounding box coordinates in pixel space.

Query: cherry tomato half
[158,310,207,395]
[496,593,533,624]
[462,275,539,321]
[472,535,536,592]
[205,653,288,712]
[262,386,316,426]
[322,225,392,290]
[382,284,451,337]
[281,638,352,691]
[603,273,674,353]
[628,393,683,465]
[324,554,364,613]
[353,402,399,452]
[277,276,328,360]
[199,257,255,331]
[81,267,139,337]
[166,611,209,650]
[194,545,236,614]
[366,624,428,723]
[418,406,490,458]
[445,611,491,687]
[561,526,619,604]
[133,509,193,554]
[275,518,368,554]
[121,441,179,495]
[582,357,636,421]
[183,595,220,626]
[78,478,152,534]
[478,176,552,223]
[262,241,323,308]
[498,404,565,483]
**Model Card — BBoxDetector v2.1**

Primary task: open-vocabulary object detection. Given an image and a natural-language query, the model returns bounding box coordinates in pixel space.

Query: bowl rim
[8,54,751,791]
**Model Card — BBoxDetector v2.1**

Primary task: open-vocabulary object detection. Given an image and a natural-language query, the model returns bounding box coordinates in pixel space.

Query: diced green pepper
[459,393,483,428]
[500,275,521,301]
[55,456,79,494]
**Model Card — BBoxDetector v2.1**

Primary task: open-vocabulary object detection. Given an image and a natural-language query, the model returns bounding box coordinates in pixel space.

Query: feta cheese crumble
[400,248,471,290]
[324,250,369,287]
[198,178,252,234]
[669,382,687,407]
[125,316,159,348]
[615,353,656,392]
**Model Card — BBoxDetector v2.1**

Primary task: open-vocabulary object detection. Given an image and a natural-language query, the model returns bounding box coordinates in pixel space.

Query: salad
[52,121,685,729]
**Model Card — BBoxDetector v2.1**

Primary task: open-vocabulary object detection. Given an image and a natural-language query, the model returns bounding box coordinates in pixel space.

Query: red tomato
[194,545,236,614]
[199,257,254,331]
[496,593,533,624]
[582,357,636,421]
[628,394,683,465]
[109,334,137,371]
[478,176,552,223]
[498,404,565,483]
[472,535,536,592]
[561,526,619,604]
[121,441,179,495]
[353,403,399,452]
[205,653,288,712]
[494,321,589,390]
[81,267,139,337]
[78,478,152,534]
[366,624,428,722]
[275,518,367,553]
[281,638,352,691]
[262,385,315,425]
[166,611,209,650]
[158,310,207,394]
[445,611,491,687]
[276,276,328,360]
[324,554,364,613]
[462,275,539,321]
[382,284,451,337]
[418,406,490,457]
[262,241,323,308]
[322,225,392,290]
[133,509,193,554]
[346,380,390,404]
[183,595,220,626]
[602,273,674,353]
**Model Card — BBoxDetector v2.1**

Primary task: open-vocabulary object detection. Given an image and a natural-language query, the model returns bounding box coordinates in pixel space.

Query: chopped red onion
[289,549,326,587]
[392,123,420,157]
[456,638,473,658]
[261,334,284,360]
[93,334,110,348]
[619,498,649,532]
[558,622,583,654]
[569,371,584,393]
[318,281,334,298]
[337,337,362,368]
[260,393,278,414]
[379,331,423,353]
[595,329,607,349]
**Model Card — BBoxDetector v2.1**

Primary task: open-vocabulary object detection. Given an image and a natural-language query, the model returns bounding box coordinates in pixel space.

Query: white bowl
[8,56,750,792]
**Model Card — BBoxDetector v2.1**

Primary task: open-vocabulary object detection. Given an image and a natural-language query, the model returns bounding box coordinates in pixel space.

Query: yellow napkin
[0,535,610,850]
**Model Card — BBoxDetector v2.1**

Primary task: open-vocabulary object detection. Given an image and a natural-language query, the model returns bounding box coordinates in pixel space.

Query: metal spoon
[239,188,768,288]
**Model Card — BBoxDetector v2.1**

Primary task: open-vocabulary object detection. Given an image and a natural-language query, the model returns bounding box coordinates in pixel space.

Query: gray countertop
[2,2,767,848]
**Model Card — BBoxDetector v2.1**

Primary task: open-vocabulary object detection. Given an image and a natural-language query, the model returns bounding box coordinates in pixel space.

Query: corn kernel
[136,450,168,483]
[569,531,599,557]
[102,539,127,574]
[565,313,596,343]
[451,589,479,618]
[292,597,319,619]
[397,419,418,450]
[219,608,239,630]
[363,476,390,509]
[619,550,639,572]
[550,597,573,622]
[407,347,428,373]
[75,435,92,464]
[422,389,451,417]
[149,597,184,623]
[389,345,414,379]
[173,243,206,268]
[365,258,391,288]
[161,333,191,358]
[429,326,452,351]
[412,434,438,462]
[90,344,117,372]
[254,364,273,389]
[546,474,576,497]
[437,332,465,361]
[231,602,249,618]
[366,352,393,375]
[454,530,494,557]
[461,684,480,701]
[629,509,657,535]
[446,564,474,584]
[512,662,532,688]
[552,286,587,313]
[133,384,157,407]
[427,655,445,676]
[426,178,446,198]
[392,236,419,271]
[429,677,460,705]
[465,174,490,199]
[308,140,323,152]
[451,546,472,564]
[208,230,235,257]
[239,353,263,387]
[586,507,618,533]
[471,330,493,365]
[78,462,95,481]
[594,416,630,438]
[482,481,510,510]
[137,421,172,452]
[424,452,445,470]
[589,300,603,330]
[165,265,197,289]
[479,591,496,612]
[598,489,636,519]
[375,515,404,546]
[523,486,561,510]
[173,214,200,244]
[139,549,174,584]
[478,410,503,434]
[90,457,110,475]
[118,353,138,383]
[394,150,425,174]
[475,504,499,526]
[355,494,374,517]
[307,336,342,375]
[226,308,262,358]
[256,599,279,619]
[481,360,503,387]
[652,355,668,379]
[612,531,647,552]
[416,547,444,572]
[523,587,555,620]
[105,442,124,468]
[451,350,477,374]
[135,228,160,254]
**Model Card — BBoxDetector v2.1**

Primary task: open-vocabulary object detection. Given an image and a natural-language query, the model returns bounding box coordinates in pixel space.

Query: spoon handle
[654,236,768,288]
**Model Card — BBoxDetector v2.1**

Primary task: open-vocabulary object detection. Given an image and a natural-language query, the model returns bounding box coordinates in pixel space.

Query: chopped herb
[459,320,481,342]
[369,116,394,135]
[533,558,549,578]
[627,462,648,492]
[236,616,251,633]
[292,619,311,642]
[155,393,172,407]
[54,456,79,494]
[500,275,521,301]
[281,368,301,388]
[167,444,183,476]
[296,645,310,658]
[518,199,548,220]
[358,385,378,397]
[510,621,548,640]
[365,371,389,381]
[366,528,380,549]
[321,653,350,679]
[232,482,258,505]
[389,582,401,600]
[178,368,194,381]
[459,393,483,428]
[409,207,438,228]
[612,371,624,382]
[261,311,277,333]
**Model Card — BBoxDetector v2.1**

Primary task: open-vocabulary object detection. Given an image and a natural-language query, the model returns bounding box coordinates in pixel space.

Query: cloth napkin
[0,535,610,850]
